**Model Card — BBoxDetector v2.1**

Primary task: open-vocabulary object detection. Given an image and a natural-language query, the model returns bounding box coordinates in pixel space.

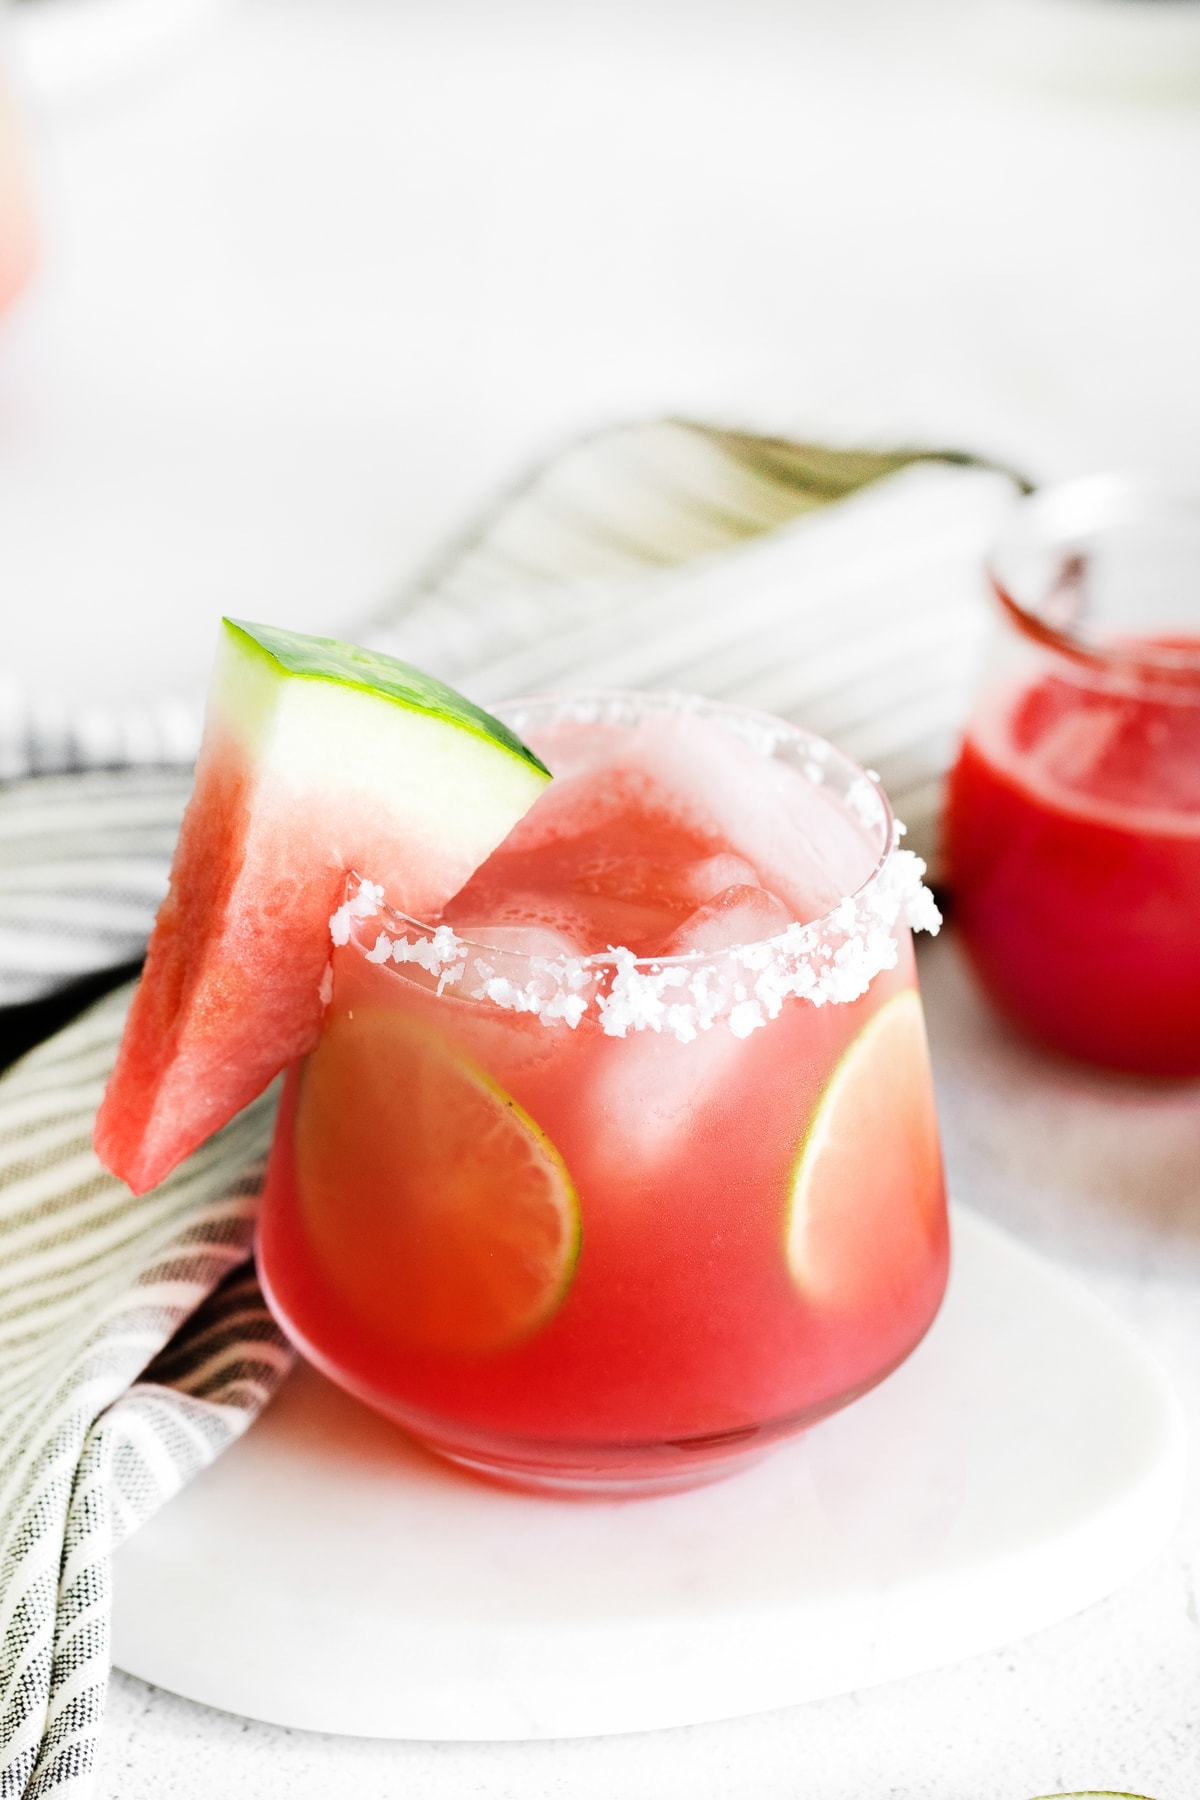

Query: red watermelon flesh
[93,620,550,1195]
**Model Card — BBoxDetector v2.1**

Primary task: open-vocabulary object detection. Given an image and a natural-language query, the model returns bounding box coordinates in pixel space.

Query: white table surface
[1,2,1198,1795]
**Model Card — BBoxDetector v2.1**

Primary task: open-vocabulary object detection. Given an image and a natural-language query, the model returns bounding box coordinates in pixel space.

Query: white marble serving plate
[111,1204,1183,1740]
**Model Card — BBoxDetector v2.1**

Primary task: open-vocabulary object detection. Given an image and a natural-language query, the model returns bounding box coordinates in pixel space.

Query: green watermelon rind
[225,618,550,779]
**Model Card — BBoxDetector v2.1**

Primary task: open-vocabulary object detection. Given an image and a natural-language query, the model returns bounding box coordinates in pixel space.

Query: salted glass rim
[331,691,941,1041]
[355,689,899,972]
[987,473,1200,683]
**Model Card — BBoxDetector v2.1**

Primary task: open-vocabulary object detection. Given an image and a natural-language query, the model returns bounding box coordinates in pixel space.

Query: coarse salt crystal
[348,880,384,917]
[729,1000,765,1039]
[330,845,939,1044]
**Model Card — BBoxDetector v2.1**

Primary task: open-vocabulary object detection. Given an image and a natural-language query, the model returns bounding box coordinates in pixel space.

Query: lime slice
[786,989,945,1304]
[295,1006,580,1356]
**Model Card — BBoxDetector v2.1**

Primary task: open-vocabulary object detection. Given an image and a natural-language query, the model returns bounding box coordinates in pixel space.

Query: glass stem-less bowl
[258,692,949,1496]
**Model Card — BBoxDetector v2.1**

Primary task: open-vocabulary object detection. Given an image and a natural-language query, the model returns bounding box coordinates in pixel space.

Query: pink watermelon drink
[258,693,949,1495]
[943,479,1200,1076]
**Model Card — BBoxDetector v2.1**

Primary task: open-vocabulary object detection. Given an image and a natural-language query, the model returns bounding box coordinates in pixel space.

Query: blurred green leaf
[1028,1790,1159,1799]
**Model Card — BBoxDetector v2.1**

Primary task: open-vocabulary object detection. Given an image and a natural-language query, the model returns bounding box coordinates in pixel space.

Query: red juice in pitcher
[944,479,1200,1078]
[259,693,948,1495]
[947,647,1200,1075]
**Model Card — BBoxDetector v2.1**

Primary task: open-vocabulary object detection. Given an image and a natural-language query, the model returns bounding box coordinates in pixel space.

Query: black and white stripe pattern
[0,988,290,1796]
[0,419,1026,1793]
[0,771,192,1009]
[0,682,200,787]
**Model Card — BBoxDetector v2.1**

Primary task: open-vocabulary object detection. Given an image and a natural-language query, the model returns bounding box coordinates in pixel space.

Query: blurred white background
[1,0,1198,705]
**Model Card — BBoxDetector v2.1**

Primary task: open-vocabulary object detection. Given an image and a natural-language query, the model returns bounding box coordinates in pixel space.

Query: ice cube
[610,714,881,923]
[677,853,761,902]
[459,923,583,962]
[569,849,755,908]
[501,724,644,854]
[657,884,796,957]
[585,1013,747,1175]
[518,767,671,858]
[444,893,597,956]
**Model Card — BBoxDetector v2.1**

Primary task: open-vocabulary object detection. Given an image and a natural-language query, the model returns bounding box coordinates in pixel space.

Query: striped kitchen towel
[1,419,1027,1010]
[363,422,1025,857]
[0,990,292,1796]
[0,419,1027,1795]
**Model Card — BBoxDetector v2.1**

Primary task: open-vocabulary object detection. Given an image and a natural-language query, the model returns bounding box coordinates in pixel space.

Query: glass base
[259,1237,944,1502]
[404,1358,920,1497]
[418,1430,777,1499]
[285,1343,912,1500]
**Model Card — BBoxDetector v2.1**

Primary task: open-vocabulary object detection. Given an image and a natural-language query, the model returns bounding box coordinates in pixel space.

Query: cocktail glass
[258,692,949,1496]
[944,478,1200,1076]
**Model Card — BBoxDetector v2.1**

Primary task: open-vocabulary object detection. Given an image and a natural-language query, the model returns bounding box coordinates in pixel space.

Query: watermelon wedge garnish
[94,619,551,1195]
